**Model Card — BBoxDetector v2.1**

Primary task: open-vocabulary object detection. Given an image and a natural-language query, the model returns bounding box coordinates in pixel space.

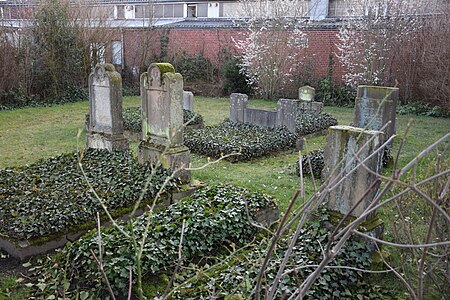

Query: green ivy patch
[30,185,277,297]
[184,119,296,162]
[0,149,179,242]
[297,149,325,178]
[122,107,204,134]
[295,112,338,136]
[170,207,391,299]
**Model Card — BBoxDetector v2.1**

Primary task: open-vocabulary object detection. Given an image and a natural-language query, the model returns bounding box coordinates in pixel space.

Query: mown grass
[1,96,449,212]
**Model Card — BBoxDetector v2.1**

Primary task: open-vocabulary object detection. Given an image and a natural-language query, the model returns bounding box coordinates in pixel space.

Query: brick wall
[104,27,343,83]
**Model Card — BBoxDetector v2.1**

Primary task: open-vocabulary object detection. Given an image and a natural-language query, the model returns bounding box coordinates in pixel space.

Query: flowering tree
[337,0,420,87]
[234,1,308,100]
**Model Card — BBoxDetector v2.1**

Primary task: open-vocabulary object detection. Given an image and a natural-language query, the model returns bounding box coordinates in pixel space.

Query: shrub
[295,112,338,136]
[31,185,277,297]
[184,119,296,162]
[297,150,324,178]
[0,149,179,241]
[315,77,356,107]
[121,107,204,134]
[397,102,449,118]
[222,57,252,95]
[171,52,216,82]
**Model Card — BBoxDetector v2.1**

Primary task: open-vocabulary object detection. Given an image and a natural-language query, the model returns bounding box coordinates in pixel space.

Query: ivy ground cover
[184,119,297,162]
[30,185,277,297]
[0,149,178,242]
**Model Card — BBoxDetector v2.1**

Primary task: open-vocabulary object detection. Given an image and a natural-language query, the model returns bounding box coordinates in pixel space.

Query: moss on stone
[154,63,175,74]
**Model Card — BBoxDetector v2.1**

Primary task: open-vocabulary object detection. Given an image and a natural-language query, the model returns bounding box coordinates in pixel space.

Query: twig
[90,249,117,300]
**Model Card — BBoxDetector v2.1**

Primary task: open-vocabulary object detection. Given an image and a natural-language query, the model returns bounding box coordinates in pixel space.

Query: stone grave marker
[86,63,128,151]
[138,63,190,183]
[299,85,315,101]
[230,93,248,123]
[183,91,194,111]
[322,125,383,221]
[353,85,399,143]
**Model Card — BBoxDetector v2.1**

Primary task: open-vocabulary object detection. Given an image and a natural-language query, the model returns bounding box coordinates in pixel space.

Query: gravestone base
[86,132,129,152]
[326,210,384,252]
[298,101,323,113]
[138,142,191,183]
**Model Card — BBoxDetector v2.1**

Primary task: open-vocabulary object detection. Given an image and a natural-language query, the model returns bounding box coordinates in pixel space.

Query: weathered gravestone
[138,63,190,183]
[86,63,128,151]
[353,85,399,143]
[322,126,384,238]
[298,85,323,113]
[230,93,248,123]
[183,91,194,111]
[299,85,315,101]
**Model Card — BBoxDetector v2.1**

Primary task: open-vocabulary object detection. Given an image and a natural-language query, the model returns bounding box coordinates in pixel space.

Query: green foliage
[316,78,356,107]
[121,107,204,134]
[185,119,296,162]
[170,207,391,299]
[171,51,216,81]
[397,102,449,118]
[31,0,85,100]
[0,149,178,241]
[0,87,87,110]
[297,149,324,178]
[222,57,252,95]
[30,185,277,297]
[295,112,338,136]
[0,275,31,300]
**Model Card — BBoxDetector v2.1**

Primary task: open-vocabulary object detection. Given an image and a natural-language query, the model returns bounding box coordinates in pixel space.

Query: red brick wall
[114,27,343,83]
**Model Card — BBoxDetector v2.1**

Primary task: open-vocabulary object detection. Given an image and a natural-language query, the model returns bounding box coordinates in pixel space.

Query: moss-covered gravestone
[86,63,128,151]
[322,125,384,241]
[138,63,190,183]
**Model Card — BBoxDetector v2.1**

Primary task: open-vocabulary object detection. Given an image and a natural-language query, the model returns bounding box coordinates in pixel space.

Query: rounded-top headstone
[299,85,315,102]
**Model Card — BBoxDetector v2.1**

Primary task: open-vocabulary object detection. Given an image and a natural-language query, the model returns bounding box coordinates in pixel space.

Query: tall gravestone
[322,125,384,225]
[230,93,248,123]
[86,63,128,151]
[353,85,399,143]
[138,63,190,183]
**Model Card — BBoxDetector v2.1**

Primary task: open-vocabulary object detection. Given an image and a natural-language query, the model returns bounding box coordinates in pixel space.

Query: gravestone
[322,125,383,220]
[138,63,190,183]
[230,93,248,123]
[298,86,323,113]
[183,91,194,111]
[276,99,300,133]
[299,85,315,101]
[353,85,399,143]
[86,63,128,151]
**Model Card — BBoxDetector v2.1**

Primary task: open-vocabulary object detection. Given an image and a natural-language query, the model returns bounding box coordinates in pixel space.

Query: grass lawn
[1,96,449,212]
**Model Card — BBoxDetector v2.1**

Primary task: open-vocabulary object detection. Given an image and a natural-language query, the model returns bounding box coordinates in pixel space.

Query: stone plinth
[86,63,128,151]
[322,125,383,219]
[353,85,399,143]
[183,91,194,111]
[138,63,190,183]
[298,100,323,113]
[230,93,248,123]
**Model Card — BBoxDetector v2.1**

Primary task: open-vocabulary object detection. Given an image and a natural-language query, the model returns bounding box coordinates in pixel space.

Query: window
[187,4,197,18]
[111,41,122,65]
[124,5,135,19]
